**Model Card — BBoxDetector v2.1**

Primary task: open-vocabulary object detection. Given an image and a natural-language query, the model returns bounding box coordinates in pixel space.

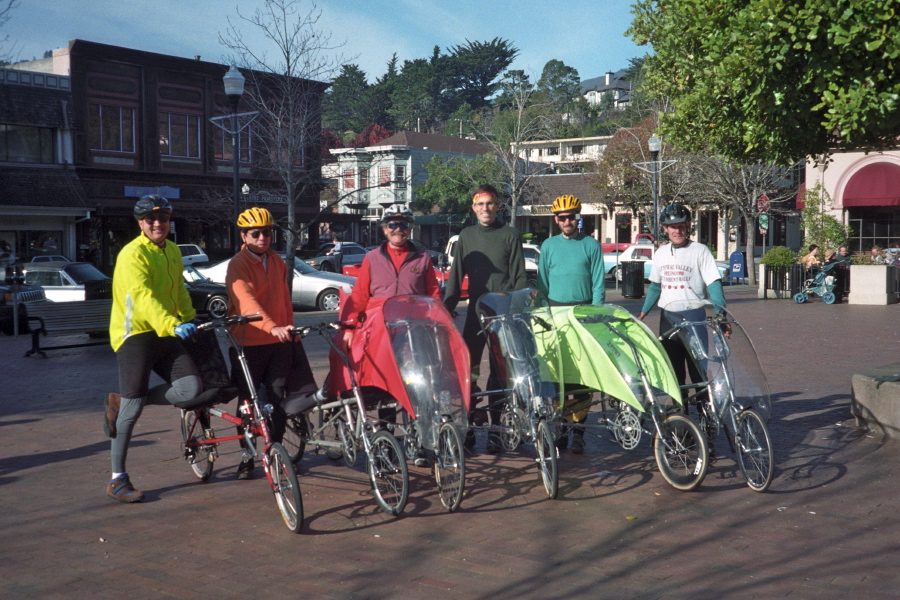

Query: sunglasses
[247,228,273,239]
[143,214,170,223]
[386,221,410,231]
[556,213,579,222]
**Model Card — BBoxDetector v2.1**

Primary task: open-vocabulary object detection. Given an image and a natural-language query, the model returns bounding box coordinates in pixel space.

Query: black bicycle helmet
[134,194,173,219]
[659,203,691,226]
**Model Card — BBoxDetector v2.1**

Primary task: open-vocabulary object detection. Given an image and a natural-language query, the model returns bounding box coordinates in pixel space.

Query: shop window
[88,104,135,153]
[0,124,54,163]
[159,112,201,158]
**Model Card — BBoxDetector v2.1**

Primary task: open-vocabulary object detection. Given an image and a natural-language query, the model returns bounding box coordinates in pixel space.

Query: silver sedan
[196,255,355,311]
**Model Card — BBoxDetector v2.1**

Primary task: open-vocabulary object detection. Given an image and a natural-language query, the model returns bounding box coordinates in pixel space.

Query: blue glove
[174,322,198,340]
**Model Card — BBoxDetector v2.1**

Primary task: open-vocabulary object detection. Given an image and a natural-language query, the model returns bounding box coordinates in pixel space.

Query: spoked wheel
[282,414,307,463]
[792,292,808,304]
[181,409,214,481]
[434,422,465,512]
[535,419,558,499]
[499,406,523,451]
[653,413,708,491]
[822,292,836,305]
[368,430,409,516]
[612,404,643,450]
[267,443,303,533]
[322,413,356,467]
[735,409,775,492]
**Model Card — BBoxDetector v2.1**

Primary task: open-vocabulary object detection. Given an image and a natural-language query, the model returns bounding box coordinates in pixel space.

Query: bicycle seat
[282,388,327,416]
[174,386,239,410]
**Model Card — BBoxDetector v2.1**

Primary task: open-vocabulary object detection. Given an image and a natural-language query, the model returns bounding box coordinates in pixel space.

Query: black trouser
[462,301,503,426]
[659,309,707,410]
[229,342,293,445]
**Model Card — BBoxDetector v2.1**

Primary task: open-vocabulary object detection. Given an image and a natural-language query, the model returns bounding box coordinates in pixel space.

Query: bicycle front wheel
[368,430,409,517]
[181,409,214,481]
[535,419,558,499]
[653,414,708,491]
[434,423,465,512]
[267,443,303,533]
[735,409,774,492]
[282,414,307,463]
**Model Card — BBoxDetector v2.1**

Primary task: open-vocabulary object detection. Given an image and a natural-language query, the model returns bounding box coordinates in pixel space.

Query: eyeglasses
[386,221,410,231]
[142,214,170,223]
[556,213,579,222]
[247,228,273,239]
[473,201,497,209]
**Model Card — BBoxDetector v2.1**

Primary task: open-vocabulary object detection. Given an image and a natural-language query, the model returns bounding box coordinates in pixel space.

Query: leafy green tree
[800,183,852,252]
[536,59,581,106]
[447,38,519,110]
[323,64,372,134]
[413,154,506,215]
[628,0,900,164]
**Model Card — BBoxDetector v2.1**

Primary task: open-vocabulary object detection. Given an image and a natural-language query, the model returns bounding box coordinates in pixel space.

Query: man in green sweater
[537,194,605,453]
[444,184,527,453]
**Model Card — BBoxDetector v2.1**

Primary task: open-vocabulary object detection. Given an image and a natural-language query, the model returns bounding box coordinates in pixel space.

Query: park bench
[24,299,112,357]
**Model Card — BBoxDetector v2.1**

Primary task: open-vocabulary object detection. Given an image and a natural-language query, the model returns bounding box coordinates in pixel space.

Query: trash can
[621,260,644,299]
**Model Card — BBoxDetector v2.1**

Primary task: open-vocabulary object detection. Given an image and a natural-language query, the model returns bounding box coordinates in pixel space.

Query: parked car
[183,266,229,318]
[29,255,70,263]
[178,244,209,266]
[304,241,367,272]
[0,280,46,335]
[196,254,354,311]
[21,261,111,302]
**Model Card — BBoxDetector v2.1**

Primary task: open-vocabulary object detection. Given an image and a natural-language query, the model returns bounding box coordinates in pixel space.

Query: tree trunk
[743,212,757,286]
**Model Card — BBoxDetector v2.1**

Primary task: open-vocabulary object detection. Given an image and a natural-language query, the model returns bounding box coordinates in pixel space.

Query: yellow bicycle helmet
[236,207,274,228]
[551,195,581,214]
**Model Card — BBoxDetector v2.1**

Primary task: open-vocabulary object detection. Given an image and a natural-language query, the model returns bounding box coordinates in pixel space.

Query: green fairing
[532,304,681,412]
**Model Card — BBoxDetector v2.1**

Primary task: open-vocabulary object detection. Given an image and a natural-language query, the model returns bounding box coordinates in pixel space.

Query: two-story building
[12,40,327,271]
[581,69,632,110]
[517,135,613,172]
[0,67,93,264]
[329,131,493,247]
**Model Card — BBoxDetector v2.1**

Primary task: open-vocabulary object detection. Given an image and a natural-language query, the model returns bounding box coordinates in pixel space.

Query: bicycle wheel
[535,419,558,499]
[282,414,307,463]
[653,413,708,491]
[367,429,409,517]
[434,423,465,512]
[181,409,214,481]
[267,443,303,533]
[735,409,774,492]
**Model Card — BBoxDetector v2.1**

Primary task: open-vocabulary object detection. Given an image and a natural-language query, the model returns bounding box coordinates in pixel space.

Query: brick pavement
[1,285,899,599]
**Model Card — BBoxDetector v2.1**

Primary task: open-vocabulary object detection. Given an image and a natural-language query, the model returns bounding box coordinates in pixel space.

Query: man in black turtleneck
[444,184,526,453]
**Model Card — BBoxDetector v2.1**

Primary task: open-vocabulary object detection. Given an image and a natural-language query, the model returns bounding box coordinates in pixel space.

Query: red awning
[795,182,806,210]
[843,162,900,207]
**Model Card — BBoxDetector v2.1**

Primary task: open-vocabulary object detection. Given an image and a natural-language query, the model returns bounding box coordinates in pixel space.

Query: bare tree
[690,157,797,285]
[470,71,553,228]
[220,0,344,290]
[0,0,20,64]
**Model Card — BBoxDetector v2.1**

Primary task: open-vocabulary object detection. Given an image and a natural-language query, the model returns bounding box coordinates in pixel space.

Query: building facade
[0,67,93,264]
[12,40,327,272]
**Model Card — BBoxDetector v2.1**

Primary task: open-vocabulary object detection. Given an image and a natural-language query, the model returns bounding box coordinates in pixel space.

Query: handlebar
[289,321,342,339]
[197,313,263,331]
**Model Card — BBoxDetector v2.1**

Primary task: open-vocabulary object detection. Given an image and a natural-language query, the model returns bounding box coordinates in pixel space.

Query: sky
[7,0,647,84]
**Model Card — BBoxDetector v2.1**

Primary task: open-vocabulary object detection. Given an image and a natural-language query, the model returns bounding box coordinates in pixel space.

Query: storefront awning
[843,162,900,207]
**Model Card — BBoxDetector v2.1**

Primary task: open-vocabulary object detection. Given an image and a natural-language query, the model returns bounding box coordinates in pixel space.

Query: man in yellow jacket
[104,195,201,503]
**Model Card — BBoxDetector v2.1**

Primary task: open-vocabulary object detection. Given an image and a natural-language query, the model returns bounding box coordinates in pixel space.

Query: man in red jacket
[226,207,308,479]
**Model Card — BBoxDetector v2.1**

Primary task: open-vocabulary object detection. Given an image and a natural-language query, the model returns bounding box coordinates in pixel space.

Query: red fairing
[327,294,470,417]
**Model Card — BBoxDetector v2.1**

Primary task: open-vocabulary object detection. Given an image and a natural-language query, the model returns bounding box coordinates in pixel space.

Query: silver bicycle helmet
[659,203,691,226]
[381,203,414,223]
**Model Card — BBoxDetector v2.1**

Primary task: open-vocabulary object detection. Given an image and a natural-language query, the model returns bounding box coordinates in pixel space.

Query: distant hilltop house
[580,69,632,110]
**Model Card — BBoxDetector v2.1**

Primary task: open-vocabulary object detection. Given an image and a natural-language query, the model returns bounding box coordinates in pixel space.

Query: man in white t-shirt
[638,203,726,394]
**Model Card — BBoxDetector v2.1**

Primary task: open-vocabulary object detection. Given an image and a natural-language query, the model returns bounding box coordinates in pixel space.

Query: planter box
[848,265,898,305]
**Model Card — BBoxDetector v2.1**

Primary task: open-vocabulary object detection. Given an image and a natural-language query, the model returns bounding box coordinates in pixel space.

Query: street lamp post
[223,65,245,253]
[633,134,675,246]
[648,135,662,238]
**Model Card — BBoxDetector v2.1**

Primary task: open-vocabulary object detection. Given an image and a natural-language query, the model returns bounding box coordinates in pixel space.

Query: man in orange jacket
[226,207,308,479]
